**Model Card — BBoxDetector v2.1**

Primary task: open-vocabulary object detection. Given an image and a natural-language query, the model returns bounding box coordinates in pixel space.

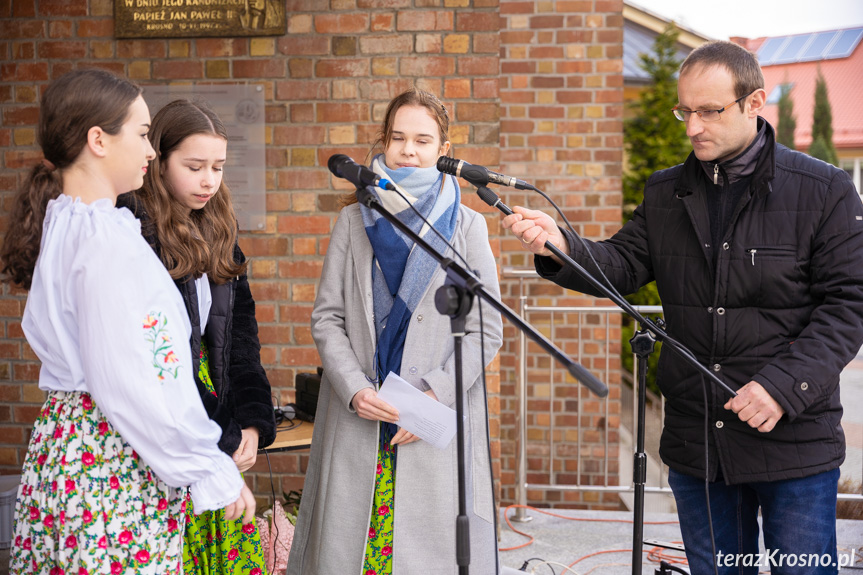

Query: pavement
[498,507,863,574]
[497,345,863,574]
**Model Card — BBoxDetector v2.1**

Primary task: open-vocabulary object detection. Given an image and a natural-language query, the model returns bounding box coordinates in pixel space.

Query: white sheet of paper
[376,371,457,450]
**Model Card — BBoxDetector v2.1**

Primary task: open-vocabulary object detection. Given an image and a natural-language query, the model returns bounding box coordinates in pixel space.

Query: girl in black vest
[117,99,276,575]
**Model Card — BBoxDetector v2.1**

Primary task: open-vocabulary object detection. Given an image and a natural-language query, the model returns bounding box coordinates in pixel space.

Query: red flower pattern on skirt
[9,391,186,575]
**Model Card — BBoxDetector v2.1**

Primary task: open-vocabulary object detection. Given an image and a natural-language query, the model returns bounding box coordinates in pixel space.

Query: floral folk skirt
[182,342,267,575]
[10,390,187,575]
[362,429,396,575]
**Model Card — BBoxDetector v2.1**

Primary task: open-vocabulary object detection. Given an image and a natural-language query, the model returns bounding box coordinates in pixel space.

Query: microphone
[327,154,396,191]
[437,156,532,190]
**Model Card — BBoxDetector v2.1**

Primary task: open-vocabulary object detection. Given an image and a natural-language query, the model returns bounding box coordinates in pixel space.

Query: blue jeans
[667,467,840,575]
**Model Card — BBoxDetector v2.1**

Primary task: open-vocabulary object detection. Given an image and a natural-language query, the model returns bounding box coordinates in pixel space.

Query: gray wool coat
[287,202,504,575]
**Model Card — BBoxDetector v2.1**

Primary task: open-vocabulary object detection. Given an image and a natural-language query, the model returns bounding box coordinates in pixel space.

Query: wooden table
[261,421,314,453]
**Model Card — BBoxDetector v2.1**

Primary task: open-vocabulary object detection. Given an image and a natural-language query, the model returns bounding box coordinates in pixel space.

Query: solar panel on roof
[758,27,863,65]
[774,35,812,64]
[757,37,788,65]
[825,28,863,59]
[801,32,835,60]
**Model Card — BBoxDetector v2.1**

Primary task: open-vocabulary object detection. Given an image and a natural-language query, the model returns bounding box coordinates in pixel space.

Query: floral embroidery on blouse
[143,312,183,382]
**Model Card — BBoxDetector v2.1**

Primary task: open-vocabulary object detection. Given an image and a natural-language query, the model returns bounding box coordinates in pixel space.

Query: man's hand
[724,381,785,432]
[501,206,567,262]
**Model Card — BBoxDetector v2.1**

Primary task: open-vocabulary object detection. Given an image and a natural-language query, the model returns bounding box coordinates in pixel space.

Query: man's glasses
[672,91,753,122]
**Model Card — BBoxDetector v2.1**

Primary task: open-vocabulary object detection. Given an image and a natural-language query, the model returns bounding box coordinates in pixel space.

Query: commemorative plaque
[142,84,267,231]
[115,0,286,38]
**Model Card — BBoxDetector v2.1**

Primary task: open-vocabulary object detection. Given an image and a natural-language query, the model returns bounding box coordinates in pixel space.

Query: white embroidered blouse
[22,194,243,512]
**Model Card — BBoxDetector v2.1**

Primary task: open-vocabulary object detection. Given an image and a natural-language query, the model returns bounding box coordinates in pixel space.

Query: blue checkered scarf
[360,154,460,446]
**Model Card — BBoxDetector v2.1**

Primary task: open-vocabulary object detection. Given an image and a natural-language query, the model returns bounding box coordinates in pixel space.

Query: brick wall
[497,0,624,509]
[0,0,624,511]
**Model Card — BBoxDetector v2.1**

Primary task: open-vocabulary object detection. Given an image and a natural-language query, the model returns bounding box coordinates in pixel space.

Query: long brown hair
[0,69,142,289]
[341,87,451,207]
[133,99,246,284]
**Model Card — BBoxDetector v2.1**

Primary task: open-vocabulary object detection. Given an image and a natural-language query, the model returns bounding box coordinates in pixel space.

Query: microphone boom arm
[355,186,608,398]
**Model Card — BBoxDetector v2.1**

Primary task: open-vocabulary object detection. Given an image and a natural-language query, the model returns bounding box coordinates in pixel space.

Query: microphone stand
[476,185,737,575]
[354,185,608,575]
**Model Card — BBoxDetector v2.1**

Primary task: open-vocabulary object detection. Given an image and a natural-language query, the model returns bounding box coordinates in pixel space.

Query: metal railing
[502,267,863,521]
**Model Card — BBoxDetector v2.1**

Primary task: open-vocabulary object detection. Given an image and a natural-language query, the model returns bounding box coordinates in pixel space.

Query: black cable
[700,374,719,575]
[387,174,473,270]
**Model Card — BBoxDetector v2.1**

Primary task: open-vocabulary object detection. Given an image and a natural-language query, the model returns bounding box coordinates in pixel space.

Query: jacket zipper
[747,248,756,265]
[714,164,719,185]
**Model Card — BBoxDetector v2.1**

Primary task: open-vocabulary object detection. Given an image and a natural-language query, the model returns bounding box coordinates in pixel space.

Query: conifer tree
[621,24,690,384]
[809,68,839,165]
[776,81,796,149]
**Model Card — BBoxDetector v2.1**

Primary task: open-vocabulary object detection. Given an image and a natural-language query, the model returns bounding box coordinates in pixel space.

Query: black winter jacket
[537,120,863,484]
[117,193,276,455]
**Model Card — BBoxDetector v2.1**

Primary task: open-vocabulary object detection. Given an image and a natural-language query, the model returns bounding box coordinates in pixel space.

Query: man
[504,41,863,574]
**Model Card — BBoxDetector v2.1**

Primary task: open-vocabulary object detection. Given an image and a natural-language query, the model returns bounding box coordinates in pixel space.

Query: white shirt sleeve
[72,210,243,512]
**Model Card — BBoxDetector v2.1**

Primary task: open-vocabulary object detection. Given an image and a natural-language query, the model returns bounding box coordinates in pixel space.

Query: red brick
[315,14,369,34]
[444,78,471,99]
[529,15,564,28]
[288,58,313,79]
[38,40,86,59]
[500,1,533,14]
[152,60,202,79]
[77,62,124,76]
[3,106,38,126]
[39,0,86,16]
[234,59,285,78]
[117,40,167,59]
[370,13,395,32]
[397,10,453,31]
[278,261,324,279]
[531,76,564,88]
[238,237,290,257]
[359,35,412,55]
[0,343,20,359]
[48,20,73,38]
[290,103,315,123]
[456,102,499,123]
[257,325,292,345]
[557,29,593,44]
[316,103,369,123]
[276,170,330,190]
[13,364,39,381]
[501,61,535,74]
[399,56,455,77]
[556,0,592,10]
[500,30,534,44]
[528,106,564,119]
[273,125,326,146]
[275,80,329,101]
[473,33,499,54]
[279,304,313,324]
[11,0,36,17]
[12,42,33,59]
[77,19,113,38]
[275,215,331,235]
[0,19,43,39]
[457,56,498,76]
[279,347,320,367]
[357,78,413,100]
[277,36,329,56]
[196,38,246,58]
[1,62,48,82]
[315,59,370,77]
[358,0,410,7]
[455,12,499,32]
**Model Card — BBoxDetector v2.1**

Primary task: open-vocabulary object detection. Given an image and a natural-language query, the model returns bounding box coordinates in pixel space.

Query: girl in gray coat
[287,88,503,575]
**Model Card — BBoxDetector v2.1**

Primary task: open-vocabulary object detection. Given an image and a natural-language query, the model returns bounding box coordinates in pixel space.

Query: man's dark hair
[680,40,765,110]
